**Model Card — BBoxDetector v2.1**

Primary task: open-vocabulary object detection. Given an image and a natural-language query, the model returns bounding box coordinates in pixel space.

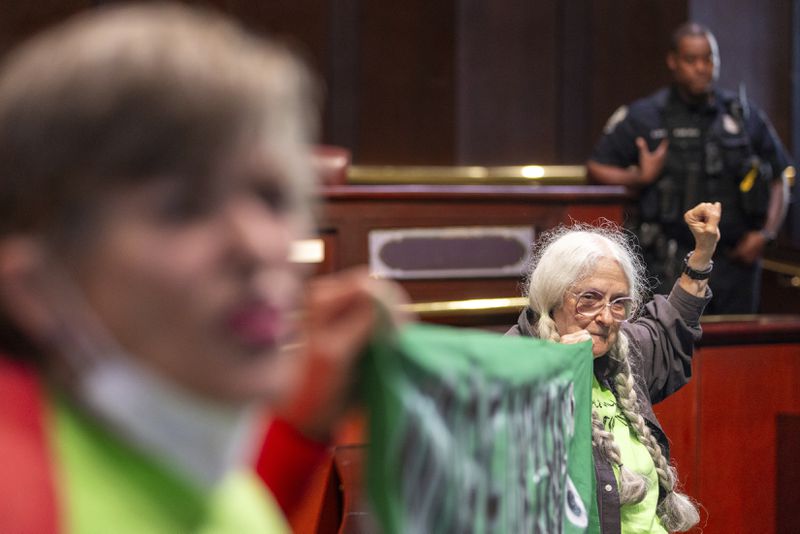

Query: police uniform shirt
[591,86,791,183]
[590,85,792,246]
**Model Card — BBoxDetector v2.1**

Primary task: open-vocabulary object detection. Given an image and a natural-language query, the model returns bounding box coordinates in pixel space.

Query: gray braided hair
[592,335,649,505]
[538,320,699,528]
[539,319,649,505]
[609,335,700,530]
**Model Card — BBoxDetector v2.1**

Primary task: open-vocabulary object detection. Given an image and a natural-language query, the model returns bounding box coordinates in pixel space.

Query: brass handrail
[762,258,800,278]
[401,296,528,317]
[348,164,586,185]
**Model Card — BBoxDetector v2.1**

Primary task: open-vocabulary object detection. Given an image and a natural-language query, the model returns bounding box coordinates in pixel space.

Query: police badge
[722,113,740,134]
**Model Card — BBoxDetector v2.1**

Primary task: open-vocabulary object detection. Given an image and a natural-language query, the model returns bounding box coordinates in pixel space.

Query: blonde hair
[0,2,317,242]
[527,223,699,530]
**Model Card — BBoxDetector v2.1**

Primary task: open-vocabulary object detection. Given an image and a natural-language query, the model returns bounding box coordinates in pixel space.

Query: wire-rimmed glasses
[570,290,633,321]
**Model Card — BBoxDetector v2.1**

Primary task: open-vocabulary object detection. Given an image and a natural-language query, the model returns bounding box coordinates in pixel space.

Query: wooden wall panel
[0,1,793,168]
[196,0,339,137]
[776,414,800,533]
[0,0,91,57]
[697,344,800,534]
[456,1,558,164]
[585,1,689,155]
[691,0,793,145]
[557,0,593,163]
[656,341,800,534]
[204,0,330,69]
[356,2,456,164]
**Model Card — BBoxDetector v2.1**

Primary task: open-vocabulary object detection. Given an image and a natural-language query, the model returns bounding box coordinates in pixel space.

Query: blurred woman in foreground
[0,4,384,531]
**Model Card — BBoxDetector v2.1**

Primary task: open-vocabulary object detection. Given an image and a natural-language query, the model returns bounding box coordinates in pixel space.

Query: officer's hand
[684,202,721,267]
[636,137,669,185]
[731,230,766,265]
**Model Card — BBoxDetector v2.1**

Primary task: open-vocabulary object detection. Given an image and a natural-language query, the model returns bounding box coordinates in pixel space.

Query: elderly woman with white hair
[507,202,721,533]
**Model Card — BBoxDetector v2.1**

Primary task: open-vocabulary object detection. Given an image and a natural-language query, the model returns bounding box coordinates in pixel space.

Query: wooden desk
[654,315,800,534]
[318,184,629,303]
[304,184,800,533]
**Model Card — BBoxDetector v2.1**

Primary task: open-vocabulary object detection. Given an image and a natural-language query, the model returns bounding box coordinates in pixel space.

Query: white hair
[526,221,648,328]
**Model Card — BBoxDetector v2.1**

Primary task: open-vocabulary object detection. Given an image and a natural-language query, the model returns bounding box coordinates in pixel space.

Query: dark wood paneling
[776,414,800,534]
[456,1,557,164]
[557,0,593,163]
[586,1,689,153]
[698,344,800,533]
[655,335,800,534]
[0,0,91,58]
[794,0,800,165]
[691,0,793,144]
[325,0,360,151]
[0,1,793,173]
[199,0,335,134]
[206,0,329,65]
[356,2,456,164]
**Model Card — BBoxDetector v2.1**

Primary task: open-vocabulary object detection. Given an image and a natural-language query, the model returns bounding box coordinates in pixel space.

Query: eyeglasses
[570,290,634,321]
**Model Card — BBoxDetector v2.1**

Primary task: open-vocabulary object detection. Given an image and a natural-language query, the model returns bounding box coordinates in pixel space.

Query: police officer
[587,22,792,314]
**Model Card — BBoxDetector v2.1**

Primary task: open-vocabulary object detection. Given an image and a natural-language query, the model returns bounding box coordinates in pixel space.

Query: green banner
[365,323,594,534]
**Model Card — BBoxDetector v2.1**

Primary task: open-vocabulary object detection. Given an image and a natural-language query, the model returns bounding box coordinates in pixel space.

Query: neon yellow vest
[52,394,290,533]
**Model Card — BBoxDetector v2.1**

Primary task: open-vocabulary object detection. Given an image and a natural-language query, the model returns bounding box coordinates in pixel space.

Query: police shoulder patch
[603,105,628,134]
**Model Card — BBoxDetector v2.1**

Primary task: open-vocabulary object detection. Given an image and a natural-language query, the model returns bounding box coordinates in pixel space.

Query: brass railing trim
[403,297,799,319]
[348,165,586,185]
[401,296,529,316]
[762,258,800,277]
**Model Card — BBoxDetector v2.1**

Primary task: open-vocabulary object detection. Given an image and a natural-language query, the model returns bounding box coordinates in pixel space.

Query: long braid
[533,314,561,342]
[612,335,700,531]
[590,410,649,504]
[541,315,649,505]
[589,333,648,505]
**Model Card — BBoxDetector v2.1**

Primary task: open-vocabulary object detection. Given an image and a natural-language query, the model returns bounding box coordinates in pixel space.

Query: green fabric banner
[365,323,594,534]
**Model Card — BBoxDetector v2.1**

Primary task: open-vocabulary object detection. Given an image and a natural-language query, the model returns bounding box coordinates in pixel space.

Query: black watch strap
[682,251,713,280]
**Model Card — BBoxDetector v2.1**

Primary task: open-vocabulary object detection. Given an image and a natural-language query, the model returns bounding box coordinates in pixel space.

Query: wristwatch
[682,251,713,280]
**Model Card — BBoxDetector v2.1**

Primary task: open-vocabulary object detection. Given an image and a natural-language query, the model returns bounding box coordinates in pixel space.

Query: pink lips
[226,302,286,348]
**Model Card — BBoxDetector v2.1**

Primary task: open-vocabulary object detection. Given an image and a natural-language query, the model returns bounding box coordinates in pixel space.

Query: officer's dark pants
[706,250,761,314]
[651,243,761,314]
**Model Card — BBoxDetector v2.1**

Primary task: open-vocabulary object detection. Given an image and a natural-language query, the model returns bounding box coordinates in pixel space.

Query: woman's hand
[276,267,411,441]
[684,202,722,268]
[559,330,591,345]
[679,202,721,296]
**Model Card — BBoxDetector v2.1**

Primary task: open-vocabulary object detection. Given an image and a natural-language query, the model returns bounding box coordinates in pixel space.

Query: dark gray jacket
[506,281,711,534]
